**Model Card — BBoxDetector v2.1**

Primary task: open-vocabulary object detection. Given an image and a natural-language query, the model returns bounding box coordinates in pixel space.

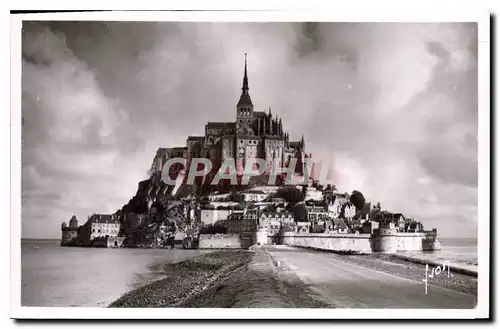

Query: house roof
[306,208,329,214]
[260,211,293,218]
[187,136,204,140]
[89,214,119,224]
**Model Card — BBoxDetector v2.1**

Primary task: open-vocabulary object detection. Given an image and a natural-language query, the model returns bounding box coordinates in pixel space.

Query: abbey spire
[237,53,253,107]
[242,53,249,92]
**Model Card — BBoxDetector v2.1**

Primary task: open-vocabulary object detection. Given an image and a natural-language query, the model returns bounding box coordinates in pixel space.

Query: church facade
[150,56,309,179]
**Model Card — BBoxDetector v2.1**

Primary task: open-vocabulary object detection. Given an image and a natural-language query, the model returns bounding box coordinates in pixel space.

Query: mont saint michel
[18,19,481,315]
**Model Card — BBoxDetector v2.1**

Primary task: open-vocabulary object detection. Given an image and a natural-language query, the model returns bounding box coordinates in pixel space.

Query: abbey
[150,55,309,176]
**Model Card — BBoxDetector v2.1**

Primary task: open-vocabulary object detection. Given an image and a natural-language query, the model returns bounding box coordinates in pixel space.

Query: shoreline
[108,250,253,307]
[108,246,477,308]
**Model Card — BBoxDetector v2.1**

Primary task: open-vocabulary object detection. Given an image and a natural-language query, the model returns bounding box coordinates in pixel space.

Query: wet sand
[108,250,253,307]
[109,246,477,308]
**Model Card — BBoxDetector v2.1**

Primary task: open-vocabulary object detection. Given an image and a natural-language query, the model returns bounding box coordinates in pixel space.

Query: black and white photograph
[9,9,490,320]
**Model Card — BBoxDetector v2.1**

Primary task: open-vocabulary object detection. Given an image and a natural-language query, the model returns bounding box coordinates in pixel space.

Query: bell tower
[236,53,254,132]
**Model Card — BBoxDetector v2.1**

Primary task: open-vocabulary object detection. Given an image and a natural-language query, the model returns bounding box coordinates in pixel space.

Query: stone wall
[61,230,78,246]
[282,231,439,253]
[198,233,242,249]
[282,232,373,253]
[371,228,426,252]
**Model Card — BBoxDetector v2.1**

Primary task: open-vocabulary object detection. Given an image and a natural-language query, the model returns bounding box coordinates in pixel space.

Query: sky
[20,21,478,239]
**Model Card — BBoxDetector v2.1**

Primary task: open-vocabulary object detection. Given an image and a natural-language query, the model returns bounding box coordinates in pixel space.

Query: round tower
[61,222,67,230]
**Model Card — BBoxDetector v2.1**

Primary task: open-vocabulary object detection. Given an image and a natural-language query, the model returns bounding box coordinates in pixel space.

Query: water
[397,238,478,272]
[21,239,209,307]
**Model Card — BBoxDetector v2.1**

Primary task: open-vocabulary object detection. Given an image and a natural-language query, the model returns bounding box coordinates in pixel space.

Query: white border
[10,10,490,320]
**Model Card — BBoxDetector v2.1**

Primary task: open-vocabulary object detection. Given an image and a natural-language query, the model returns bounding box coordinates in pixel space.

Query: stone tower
[236,53,254,133]
[69,215,78,229]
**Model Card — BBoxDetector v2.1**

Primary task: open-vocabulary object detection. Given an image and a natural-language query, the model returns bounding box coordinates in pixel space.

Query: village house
[306,205,331,222]
[258,210,295,235]
[77,213,121,247]
[340,202,357,220]
[242,190,268,202]
[326,193,350,218]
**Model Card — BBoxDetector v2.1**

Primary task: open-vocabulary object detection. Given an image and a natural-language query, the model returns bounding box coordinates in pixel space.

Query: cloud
[20,21,478,238]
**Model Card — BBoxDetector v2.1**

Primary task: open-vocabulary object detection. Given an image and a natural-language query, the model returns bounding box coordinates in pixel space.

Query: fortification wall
[281,232,373,253]
[198,234,242,249]
[371,228,426,252]
[282,231,439,253]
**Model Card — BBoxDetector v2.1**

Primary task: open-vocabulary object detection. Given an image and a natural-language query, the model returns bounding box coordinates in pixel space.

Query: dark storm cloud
[295,22,325,57]
[20,21,478,238]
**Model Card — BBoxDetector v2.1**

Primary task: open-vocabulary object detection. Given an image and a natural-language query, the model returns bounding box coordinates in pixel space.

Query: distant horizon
[20,21,478,239]
[21,232,479,240]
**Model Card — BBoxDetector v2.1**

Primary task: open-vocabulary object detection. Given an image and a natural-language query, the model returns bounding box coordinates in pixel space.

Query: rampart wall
[282,230,440,253]
[198,233,242,249]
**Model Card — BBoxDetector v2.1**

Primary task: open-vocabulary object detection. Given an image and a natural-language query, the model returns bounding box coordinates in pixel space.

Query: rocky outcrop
[121,200,202,248]
[117,171,203,248]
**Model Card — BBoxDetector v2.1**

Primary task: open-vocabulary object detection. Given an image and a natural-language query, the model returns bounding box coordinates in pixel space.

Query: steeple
[237,53,253,107]
[242,53,248,92]
[300,134,305,150]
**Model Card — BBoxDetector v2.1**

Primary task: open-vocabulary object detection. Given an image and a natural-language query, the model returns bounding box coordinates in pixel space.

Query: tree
[275,186,305,203]
[290,203,308,222]
[229,193,245,203]
[349,190,366,211]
